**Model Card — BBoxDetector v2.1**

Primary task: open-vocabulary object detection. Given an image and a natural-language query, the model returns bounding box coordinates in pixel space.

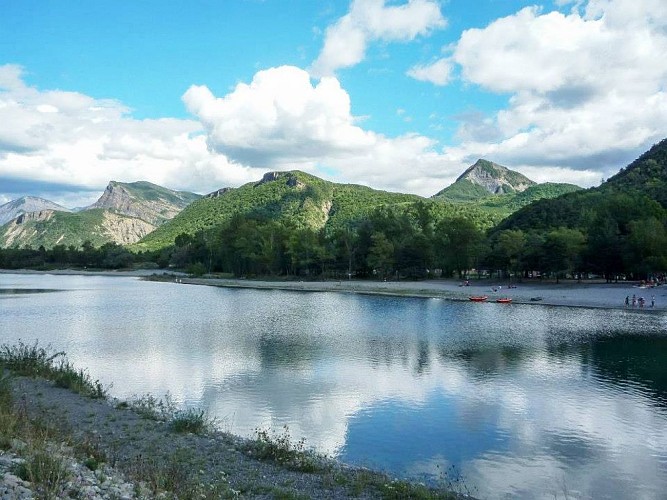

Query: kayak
[496,298,512,303]
[469,296,488,302]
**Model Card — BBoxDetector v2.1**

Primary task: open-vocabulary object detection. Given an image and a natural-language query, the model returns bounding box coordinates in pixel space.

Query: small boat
[496,297,512,303]
[469,295,488,302]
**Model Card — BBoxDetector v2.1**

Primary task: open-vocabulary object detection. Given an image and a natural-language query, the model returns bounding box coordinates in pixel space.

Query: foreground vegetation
[1,342,463,499]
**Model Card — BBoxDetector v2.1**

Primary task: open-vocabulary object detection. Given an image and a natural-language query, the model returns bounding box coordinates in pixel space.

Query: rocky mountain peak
[256,171,306,189]
[0,197,71,226]
[457,159,535,195]
[87,181,199,226]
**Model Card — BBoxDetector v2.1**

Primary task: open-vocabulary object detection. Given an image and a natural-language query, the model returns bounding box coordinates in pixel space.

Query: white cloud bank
[310,0,446,77]
[7,0,664,208]
[0,64,265,205]
[408,0,667,177]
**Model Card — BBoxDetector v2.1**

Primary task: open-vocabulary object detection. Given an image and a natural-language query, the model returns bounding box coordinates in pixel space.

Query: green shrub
[170,408,212,434]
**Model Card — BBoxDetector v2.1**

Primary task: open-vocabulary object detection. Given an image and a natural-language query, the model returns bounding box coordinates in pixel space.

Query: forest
[2,193,665,282]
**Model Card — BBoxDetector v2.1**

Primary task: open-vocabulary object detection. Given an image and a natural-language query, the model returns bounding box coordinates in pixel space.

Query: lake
[1,273,666,499]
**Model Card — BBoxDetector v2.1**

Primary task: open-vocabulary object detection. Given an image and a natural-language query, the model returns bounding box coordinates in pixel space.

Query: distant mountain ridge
[1,182,200,249]
[0,196,72,226]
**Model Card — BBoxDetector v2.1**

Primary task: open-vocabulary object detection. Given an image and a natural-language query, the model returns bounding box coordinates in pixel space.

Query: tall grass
[0,341,107,399]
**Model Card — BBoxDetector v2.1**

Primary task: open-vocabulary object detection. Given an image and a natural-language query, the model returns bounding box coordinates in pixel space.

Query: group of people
[625,294,655,308]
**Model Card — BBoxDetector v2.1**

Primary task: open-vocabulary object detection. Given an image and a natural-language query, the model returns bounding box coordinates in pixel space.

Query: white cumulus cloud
[310,0,446,77]
[0,65,266,206]
[409,0,667,178]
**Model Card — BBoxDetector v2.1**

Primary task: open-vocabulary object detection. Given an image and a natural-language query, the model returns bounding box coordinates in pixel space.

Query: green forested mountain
[487,138,667,280]
[496,139,667,233]
[133,170,499,251]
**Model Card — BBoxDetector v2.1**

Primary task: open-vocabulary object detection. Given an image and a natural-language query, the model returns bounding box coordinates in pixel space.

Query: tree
[488,229,526,279]
[542,228,586,282]
[624,217,667,279]
[434,217,485,278]
[367,232,394,279]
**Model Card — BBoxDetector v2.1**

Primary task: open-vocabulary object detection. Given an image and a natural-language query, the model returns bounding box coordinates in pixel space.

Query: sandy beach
[3,268,666,311]
[172,275,667,311]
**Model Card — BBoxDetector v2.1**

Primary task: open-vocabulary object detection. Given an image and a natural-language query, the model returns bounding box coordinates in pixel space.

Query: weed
[126,393,176,421]
[170,407,213,434]
[246,425,325,473]
[0,341,107,399]
[13,446,71,499]
[126,448,237,498]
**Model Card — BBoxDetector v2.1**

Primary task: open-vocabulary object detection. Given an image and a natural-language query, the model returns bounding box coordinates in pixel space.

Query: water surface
[1,273,666,499]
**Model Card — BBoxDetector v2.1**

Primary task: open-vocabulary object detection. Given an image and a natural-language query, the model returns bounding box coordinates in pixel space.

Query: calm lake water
[1,273,667,499]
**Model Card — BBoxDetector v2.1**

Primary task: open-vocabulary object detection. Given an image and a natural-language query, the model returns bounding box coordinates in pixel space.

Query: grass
[170,407,214,434]
[0,341,107,399]
[244,425,327,473]
[0,371,72,498]
[1,342,464,499]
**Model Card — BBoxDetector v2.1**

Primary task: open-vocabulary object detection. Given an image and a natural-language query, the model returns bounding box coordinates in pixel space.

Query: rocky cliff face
[88,181,198,226]
[2,210,57,247]
[0,197,71,225]
[457,159,535,194]
[100,211,156,245]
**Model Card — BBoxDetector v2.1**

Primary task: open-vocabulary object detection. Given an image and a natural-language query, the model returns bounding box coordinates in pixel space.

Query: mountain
[133,171,428,251]
[434,159,536,201]
[432,159,581,218]
[88,181,201,226]
[1,209,155,249]
[0,181,200,249]
[495,138,667,233]
[0,196,72,225]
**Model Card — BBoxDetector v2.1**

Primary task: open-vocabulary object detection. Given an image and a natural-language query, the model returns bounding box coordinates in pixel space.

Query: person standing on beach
[632,294,637,307]
[625,295,630,307]
[652,295,655,308]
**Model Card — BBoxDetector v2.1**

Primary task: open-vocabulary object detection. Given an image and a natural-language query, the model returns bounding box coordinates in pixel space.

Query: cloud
[410,0,667,179]
[407,58,452,85]
[183,66,375,166]
[310,0,446,77]
[183,65,470,195]
[0,65,266,206]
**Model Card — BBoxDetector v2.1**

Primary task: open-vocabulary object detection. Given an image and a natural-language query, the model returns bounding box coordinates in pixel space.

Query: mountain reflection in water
[1,274,666,499]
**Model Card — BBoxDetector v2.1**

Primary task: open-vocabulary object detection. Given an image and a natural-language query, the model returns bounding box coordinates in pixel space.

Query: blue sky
[1,0,666,207]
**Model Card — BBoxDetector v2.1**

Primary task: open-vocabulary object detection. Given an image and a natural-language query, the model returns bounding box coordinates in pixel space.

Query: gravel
[4,376,449,499]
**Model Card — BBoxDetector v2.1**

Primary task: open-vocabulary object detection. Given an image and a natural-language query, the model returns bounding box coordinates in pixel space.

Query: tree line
[2,196,665,282]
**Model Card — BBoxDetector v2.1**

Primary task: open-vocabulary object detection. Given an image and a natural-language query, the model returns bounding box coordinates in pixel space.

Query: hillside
[88,181,201,226]
[133,171,418,250]
[495,138,667,233]
[0,181,200,249]
[134,170,511,251]
[0,209,155,249]
[0,197,72,226]
[432,159,581,218]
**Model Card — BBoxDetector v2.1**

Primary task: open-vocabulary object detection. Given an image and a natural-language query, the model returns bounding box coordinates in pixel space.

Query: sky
[1,0,666,208]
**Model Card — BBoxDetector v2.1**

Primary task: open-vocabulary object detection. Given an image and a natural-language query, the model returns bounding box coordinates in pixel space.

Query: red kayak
[469,296,488,302]
[496,298,512,303]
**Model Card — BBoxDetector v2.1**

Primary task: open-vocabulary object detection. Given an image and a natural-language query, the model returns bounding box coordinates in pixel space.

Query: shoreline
[2,268,666,311]
[165,276,667,312]
[3,373,464,499]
